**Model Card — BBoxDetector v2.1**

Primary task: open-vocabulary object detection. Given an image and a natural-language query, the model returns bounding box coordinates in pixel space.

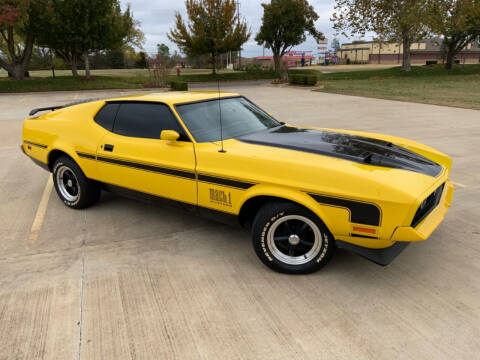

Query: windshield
[175,97,280,142]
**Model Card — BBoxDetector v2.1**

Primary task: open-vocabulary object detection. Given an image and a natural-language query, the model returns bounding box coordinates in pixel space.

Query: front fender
[237,184,350,237]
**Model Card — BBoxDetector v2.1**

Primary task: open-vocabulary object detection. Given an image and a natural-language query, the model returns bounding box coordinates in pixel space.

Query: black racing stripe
[350,233,379,239]
[77,152,96,160]
[197,174,255,189]
[96,155,196,180]
[24,140,47,149]
[308,193,381,226]
[236,127,443,177]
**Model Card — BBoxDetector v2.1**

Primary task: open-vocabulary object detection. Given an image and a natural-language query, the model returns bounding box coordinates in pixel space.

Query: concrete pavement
[0,86,479,359]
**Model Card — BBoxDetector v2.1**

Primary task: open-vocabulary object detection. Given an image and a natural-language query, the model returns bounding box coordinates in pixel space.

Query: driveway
[0,86,479,359]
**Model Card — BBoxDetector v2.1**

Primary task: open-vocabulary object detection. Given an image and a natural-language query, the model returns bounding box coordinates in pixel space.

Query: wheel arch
[47,145,81,172]
[237,186,335,235]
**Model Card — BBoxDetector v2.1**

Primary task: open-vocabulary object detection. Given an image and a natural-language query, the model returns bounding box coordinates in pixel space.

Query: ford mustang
[21,91,454,273]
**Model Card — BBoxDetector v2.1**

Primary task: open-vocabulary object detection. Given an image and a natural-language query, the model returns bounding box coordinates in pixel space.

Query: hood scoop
[237,126,442,177]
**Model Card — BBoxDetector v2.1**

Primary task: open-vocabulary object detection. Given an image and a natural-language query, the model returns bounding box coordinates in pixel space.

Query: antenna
[217,80,226,153]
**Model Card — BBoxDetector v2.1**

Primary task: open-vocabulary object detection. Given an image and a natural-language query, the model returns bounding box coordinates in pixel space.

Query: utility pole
[237,0,241,69]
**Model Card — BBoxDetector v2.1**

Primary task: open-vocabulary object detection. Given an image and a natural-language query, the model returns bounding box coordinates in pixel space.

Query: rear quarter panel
[22,101,107,178]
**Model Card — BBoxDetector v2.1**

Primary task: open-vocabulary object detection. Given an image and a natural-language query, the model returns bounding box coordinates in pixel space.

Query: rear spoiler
[29,106,64,116]
[28,97,109,117]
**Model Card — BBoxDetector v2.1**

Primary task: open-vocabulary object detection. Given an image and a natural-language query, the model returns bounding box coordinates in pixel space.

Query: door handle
[104,144,114,152]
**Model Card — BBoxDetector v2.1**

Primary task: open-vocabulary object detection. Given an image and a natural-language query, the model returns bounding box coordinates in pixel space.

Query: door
[96,101,197,205]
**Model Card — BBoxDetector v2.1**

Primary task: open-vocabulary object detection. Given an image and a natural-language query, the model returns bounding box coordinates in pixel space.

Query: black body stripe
[350,233,379,239]
[77,152,96,160]
[308,193,381,226]
[78,152,254,189]
[96,155,196,180]
[197,174,255,189]
[24,140,47,149]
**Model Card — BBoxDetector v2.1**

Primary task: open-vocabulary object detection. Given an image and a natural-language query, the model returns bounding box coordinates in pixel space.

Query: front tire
[52,156,100,209]
[252,201,334,274]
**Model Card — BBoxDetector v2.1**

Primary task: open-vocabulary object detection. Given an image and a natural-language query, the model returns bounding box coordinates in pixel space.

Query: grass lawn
[0,68,279,93]
[0,67,237,78]
[0,75,146,93]
[301,64,480,110]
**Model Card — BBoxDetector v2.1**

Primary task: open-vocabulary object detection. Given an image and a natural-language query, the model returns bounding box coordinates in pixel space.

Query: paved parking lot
[1,85,479,359]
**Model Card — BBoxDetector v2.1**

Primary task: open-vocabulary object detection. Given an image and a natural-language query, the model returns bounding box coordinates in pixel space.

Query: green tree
[106,49,124,68]
[157,43,170,57]
[168,0,250,74]
[255,0,323,72]
[0,0,48,79]
[28,46,53,70]
[135,51,147,68]
[427,0,480,69]
[37,0,143,78]
[332,0,429,71]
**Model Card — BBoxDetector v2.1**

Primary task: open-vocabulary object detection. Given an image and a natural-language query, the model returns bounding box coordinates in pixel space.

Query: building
[337,38,480,64]
[253,51,316,68]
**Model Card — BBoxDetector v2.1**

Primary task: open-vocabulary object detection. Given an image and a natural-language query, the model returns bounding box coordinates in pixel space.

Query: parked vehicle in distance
[21,91,454,273]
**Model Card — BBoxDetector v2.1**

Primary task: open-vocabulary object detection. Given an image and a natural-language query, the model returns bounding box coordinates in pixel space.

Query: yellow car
[21,91,454,273]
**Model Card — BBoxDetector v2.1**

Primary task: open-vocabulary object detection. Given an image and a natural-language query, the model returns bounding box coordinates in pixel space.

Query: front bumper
[391,179,454,242]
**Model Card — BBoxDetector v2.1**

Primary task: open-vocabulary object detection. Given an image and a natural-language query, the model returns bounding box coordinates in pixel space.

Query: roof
[341,39,431,46]
[107,91,240,105]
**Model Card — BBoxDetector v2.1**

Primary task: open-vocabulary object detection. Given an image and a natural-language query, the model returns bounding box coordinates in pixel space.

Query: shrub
[288,73,317,85]
[305,74,317,85]
[426,60,438,65]
[245,63,263,72]
[288,74,299,84]
[171,80,188,91]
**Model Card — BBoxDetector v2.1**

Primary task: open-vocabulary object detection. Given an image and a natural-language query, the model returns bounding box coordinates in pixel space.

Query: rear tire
[52,156,100,209]
[252,201,334,274]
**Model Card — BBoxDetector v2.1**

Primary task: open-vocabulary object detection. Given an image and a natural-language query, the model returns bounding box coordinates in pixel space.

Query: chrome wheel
[266,215,323,265]
[56,165,80,202]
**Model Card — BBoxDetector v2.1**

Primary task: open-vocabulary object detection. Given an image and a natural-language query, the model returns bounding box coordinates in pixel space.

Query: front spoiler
[336,240,410,266]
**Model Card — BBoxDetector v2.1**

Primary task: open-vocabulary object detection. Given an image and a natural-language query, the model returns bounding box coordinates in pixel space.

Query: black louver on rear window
[411,183,445,228]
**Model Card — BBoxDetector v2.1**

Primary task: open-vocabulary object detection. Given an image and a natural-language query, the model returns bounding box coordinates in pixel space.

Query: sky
[119,0,368,58]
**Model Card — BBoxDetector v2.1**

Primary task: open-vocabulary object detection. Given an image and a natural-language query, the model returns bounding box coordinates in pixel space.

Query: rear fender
[47,141,92,175]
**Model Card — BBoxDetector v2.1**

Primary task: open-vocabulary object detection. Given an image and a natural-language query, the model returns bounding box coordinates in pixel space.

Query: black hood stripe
[237,126,442,177]
[308,192,381,226]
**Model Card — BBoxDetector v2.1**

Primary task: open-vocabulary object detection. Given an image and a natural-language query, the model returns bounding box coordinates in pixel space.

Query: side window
[113,103,187,140]
[94,103,119,131]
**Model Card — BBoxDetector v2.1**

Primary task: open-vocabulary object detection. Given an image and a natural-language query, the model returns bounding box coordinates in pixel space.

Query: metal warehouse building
[338,38,480,64]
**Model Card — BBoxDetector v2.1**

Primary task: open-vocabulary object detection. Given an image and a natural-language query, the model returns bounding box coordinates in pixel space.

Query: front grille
[411,183,445,227]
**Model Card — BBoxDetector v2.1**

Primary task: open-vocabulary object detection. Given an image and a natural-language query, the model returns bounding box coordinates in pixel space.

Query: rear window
[94,103,119,131]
